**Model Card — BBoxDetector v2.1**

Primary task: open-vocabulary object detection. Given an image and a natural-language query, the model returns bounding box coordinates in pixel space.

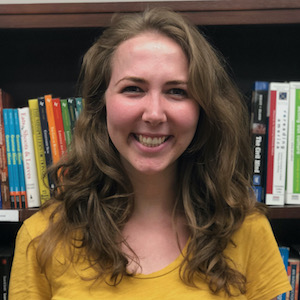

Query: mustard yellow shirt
[9,209,291,300]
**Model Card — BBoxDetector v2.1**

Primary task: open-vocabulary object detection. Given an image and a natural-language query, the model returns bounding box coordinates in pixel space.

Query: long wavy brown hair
[34,7,265,296]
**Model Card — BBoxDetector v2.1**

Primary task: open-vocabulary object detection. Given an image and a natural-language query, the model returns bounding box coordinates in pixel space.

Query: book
[0,89,13,209]
[38,97,54,190]
[266,82,289,206]
[9,108,23,209]
[28,99,50,205]
[18,107,40,207]
[0,247,13,300]
[67,97,77,131]
[60,98,72,151]
[286,82,300,205]
[3,109,17,208]
[250,81,269,202]
[44,94,60,164]
[52,97,67,157]
[278,246,290,300]
[13,109,27,208]
[288,258,300,300]
[75,97,83,118]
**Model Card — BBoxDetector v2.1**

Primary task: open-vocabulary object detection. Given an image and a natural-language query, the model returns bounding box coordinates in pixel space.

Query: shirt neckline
[133,238,189,280]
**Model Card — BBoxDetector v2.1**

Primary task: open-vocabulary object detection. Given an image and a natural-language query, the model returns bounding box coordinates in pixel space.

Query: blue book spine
[14,108,27,208]
[3,109,15,208]
[251,81,269,202]
[75,97,83,119]
[277,247,290,300]
[8,108,21,209]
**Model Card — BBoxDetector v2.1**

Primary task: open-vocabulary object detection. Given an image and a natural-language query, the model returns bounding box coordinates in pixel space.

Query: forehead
[112,32,187,63]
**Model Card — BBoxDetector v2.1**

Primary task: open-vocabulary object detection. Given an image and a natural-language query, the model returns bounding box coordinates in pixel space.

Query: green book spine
[60,99,72,152]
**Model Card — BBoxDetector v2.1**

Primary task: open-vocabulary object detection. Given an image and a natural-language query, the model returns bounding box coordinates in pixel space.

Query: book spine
[45,94,60,164]
[13,109,27,208]
[251,81,269,202]
[288,259,300,300]
[75,97,83,118]
[18,107,40,208]
[60,99,72,152]
[266,83,289,205]
[9,109,22,209]
[28,99,50,205]
[0,92,11,209]
[286,82,300,204]
[277,246,290,300]
[67,97,77,131]
[3,109,17,208]
[52,97,67,157]
[38,97,54,190]
[0,249,13,300]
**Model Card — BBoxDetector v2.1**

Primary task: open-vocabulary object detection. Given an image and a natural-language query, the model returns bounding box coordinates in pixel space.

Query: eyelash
[121,86,188,99]
[121,86,143,93]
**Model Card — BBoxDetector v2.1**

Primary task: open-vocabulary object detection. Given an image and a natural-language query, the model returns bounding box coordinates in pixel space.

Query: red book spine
[52,98,67,158]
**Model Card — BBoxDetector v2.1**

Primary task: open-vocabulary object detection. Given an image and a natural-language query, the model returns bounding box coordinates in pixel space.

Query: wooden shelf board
[0,1,300,28]
[268,205,300,219]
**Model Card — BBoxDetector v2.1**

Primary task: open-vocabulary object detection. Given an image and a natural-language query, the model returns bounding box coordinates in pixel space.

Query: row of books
[0,89,83,209]
[251,81,300,206]
[278,246,300,300]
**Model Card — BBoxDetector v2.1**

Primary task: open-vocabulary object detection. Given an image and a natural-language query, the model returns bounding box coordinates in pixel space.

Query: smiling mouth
[134,134,169,147]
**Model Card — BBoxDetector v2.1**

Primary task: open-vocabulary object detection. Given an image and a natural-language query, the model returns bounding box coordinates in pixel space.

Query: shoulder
[234,212,271,239]
[22,203,59,240]
[226,212,275,260]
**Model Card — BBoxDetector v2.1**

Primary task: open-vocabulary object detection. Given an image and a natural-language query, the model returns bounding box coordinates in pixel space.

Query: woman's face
[105,32,200,176]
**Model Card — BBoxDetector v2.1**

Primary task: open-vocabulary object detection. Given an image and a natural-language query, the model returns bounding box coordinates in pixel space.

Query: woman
[9,8,291,299]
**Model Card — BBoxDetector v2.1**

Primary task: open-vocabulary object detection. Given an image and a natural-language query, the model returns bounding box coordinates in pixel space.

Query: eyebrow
[116,76,188,86]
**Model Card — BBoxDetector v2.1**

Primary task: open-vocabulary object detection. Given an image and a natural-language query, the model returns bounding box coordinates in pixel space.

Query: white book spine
[286,81,300,204]
[18,107,41,207]
[266,82,289,205]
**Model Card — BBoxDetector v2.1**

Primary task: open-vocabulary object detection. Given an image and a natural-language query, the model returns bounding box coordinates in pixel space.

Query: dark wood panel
[269,206,300,219]
[1,0,300,14]
[0,1,300,28]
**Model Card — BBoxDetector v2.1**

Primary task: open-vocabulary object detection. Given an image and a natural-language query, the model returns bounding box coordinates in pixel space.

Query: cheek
[106,100,135,136]
[178,104,200,134]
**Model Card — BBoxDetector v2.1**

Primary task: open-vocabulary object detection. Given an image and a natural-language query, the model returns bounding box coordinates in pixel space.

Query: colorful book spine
[0,89,13,209]
[52,97,67,157]
[75,97,83,118]
[3,109,17,208]
[18,107,40,207]
[9,108,23,209]
[28,99,50,204]
[45,94,60,164]
[288,258,300,300]
[277,246,290,300]
[60,99,72,151]
[13,109,27,208]
[286,82,300,204]
[251,81,269,202]
[38,97,54,190]
[266,82,289,205]
[67,97,77,131]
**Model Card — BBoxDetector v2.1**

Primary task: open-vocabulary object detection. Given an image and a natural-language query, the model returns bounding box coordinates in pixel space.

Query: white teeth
[138,135,167,147]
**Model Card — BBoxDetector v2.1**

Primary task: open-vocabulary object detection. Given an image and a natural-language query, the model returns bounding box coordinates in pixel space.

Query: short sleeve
[9,223,52,300]
[243,215,291,300]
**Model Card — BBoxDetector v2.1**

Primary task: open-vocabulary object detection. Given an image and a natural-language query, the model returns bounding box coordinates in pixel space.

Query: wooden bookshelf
[0,0,300,28]
[0,0,299,247]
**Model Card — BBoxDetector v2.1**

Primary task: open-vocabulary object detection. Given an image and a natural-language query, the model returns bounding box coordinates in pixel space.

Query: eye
[167,88,188,99]
[121,86,144,94]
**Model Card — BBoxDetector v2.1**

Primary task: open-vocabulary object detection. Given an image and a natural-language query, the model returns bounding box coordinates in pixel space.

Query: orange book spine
[52,98,67,158]
[44,94,60,164]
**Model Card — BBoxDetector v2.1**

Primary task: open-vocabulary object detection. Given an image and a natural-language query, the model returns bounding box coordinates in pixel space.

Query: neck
[126,166,178,220]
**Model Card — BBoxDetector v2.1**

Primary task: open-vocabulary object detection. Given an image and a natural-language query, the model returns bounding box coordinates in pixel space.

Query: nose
[142,93,167,126]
